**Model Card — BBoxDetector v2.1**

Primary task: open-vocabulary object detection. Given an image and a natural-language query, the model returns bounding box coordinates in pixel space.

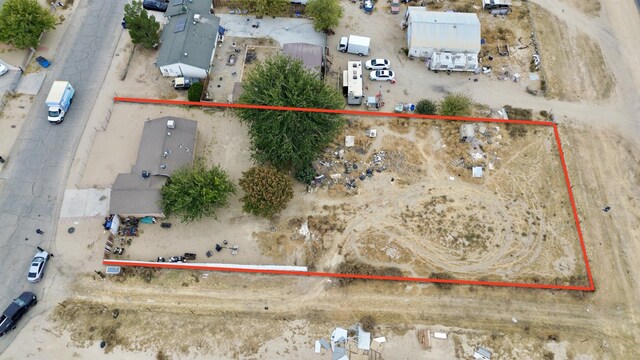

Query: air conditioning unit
[166,120,175,129]
[193,14,201,22]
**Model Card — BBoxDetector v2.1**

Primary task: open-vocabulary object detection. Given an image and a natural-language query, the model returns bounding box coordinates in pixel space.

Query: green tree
[237,55,344,171]
[232,0,289,18]
[306,0,343,32]
[188,82,203,102]
[415,99,437,115]
[440,93,473,117]
[124,0,160,49]
[160,161,236,223]
[239,166,294,218]
[0,0,56,49]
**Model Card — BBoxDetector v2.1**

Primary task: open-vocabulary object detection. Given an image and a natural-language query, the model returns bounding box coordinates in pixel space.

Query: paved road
[0,0,126,350]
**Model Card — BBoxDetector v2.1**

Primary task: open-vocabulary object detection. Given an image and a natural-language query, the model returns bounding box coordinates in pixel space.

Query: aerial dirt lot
[3,0,640,359]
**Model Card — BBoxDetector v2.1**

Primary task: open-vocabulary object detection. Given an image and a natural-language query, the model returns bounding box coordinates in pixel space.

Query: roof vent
[167,120,175,129]
[193,14,201,22]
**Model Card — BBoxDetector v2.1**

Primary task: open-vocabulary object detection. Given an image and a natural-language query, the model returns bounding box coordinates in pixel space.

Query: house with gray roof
[157,0,221,78]
[109,117,197,217]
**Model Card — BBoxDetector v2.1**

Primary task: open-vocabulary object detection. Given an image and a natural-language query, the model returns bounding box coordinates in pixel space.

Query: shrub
[415,99,438,115]
[430,272,456,289]
[239,166,294,218]
[295,165,317,184]
[188,82,203,102]
[440,93,472,117]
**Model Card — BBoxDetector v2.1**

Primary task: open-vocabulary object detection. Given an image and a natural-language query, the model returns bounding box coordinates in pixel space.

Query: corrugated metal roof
[157,1,221,70]
[282,43,323,73]
[407,8,481,54]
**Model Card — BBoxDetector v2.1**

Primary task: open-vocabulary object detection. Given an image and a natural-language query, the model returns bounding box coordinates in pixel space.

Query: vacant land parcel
[107,99,589,289]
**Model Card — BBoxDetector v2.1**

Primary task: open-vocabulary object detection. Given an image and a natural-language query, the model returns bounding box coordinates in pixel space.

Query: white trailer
[343,61,364,105]
[428,52,478,72]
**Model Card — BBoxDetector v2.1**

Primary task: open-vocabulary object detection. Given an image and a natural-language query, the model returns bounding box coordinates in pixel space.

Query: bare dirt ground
[529,2,613,101]
[3,0,640,359]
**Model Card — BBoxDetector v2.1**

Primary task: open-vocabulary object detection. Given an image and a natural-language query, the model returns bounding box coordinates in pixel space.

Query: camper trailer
[343,61,364,105]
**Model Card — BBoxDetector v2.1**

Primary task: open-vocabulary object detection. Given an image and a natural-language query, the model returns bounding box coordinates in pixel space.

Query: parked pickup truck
[46,81,75,123]
[172,77,201,90]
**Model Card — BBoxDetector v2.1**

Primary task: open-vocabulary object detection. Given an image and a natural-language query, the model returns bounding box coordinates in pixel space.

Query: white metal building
[404,8,481,59]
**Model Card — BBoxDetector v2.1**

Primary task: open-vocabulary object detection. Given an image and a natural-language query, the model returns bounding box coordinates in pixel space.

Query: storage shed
[403,7,481,59]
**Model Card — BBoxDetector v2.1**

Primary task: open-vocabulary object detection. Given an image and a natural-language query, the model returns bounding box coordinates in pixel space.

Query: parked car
[27,247,50,283]
[35,56,51,68]
[365,58,391,70]
[0,292,37,337]
[369,70,395,81]
[143,0,168,12]
[391,0,400,14]
[0,64,7,76]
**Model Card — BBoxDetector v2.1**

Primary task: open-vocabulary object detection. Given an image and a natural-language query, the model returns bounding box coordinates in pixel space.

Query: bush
[160,160,235,223]
[295,165,317,184]
[415,99,438,115]
[239,166,294,218]
[430,272,456,289]
[440,93,473,117]
[360,315,376,332]
[188,82,203,102]
[336,261,403,286]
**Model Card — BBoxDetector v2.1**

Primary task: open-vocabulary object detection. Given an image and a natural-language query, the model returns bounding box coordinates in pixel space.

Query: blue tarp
[218,26,226,35]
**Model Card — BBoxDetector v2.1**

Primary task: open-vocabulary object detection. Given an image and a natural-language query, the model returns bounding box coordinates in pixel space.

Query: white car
[365,59,391,70]
[0,64,7,76]
[369,70,395,81]
[27,247,50,283]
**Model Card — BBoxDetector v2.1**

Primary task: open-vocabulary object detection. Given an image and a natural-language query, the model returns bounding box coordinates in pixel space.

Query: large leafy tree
[233,0,289,18]
[239,166,294,218]
[160,161,236,223]
[306,0,343,32]
[0,0,56,49]
[237,55,344,171]
[124,0,160,49]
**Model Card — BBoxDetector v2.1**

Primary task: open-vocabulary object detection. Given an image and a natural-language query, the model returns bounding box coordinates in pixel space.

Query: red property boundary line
[109,97,595,292]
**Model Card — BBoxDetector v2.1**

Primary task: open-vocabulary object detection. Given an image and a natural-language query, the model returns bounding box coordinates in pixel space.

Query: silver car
[27,247,50,283]
[0,64,8,76]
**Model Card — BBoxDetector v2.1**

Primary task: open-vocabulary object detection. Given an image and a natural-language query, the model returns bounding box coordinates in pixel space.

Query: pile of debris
[454,123,503,178]
[315,324,385,359]
[311,129,390,190]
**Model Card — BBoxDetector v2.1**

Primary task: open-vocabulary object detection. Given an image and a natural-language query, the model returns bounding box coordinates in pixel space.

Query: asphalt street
[0,0,126,351]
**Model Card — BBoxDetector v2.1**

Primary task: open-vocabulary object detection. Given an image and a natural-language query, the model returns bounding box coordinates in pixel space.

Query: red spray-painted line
[103,260,592,291]
[109,97,594,291]
[113,97,553,126]
[552,124,595,290]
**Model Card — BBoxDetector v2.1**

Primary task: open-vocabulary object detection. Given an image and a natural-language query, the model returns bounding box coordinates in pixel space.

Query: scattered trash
[512,317,518,323]
[602,206,611,213]
[474,346,493,360]
[67,227,75,234]
[434,331,447,340]
[417,329,431,349]
[345,136,355,147]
